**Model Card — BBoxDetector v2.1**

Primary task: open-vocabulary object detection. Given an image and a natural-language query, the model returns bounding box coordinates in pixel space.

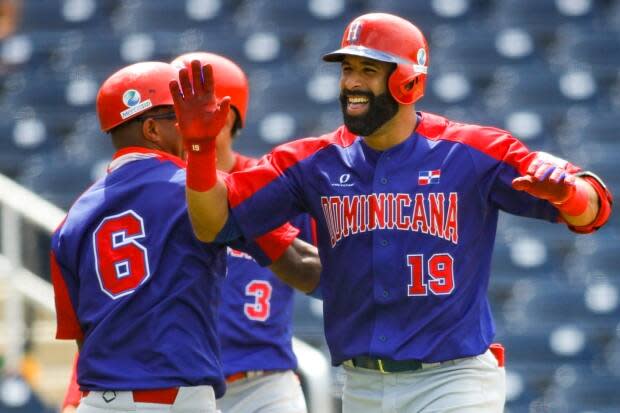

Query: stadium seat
[514,283,619,332]
[490,0,605,36]
[112,0,234,33]
[366,0,491,33]
[17,152,106,210]
[551,29,620,78]
[431,27,545,81]
[235,0,365,36]
[18,0,113,33]
[0,374,56,413]
[544,366,620,412]
[483,64,602,120]
[0,113,58,178]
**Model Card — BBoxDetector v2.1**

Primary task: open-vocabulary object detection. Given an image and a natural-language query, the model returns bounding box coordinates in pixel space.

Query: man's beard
[339,89,399,137]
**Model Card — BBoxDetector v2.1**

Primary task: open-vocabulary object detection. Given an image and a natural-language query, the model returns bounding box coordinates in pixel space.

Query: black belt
[345,356,436,373]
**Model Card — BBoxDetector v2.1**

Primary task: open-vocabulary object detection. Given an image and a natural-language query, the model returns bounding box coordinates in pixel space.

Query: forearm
[187,178,230,242]
[269,238,321,293]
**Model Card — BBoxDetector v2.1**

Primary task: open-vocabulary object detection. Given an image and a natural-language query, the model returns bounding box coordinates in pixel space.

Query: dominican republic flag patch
[418,169,441,185]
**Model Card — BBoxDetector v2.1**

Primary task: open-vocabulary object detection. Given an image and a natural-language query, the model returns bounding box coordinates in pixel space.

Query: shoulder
[233,152,259,170]
[417,112,528,161]
[268,126,357,164]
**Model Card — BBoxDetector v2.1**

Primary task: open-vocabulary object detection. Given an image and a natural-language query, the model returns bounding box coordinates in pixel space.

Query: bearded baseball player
[52,61,319,413]
[171,12,612,413]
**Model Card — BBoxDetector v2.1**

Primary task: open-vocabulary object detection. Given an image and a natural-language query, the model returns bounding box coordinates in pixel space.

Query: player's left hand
[511,157,576,204]
[169,60,231,145]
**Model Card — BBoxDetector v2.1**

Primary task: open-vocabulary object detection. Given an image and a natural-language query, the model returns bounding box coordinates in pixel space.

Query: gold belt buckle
[377,359,387,374]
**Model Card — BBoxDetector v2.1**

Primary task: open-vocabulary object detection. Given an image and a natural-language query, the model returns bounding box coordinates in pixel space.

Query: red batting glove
[169,60,231,191]
[512,157,588,216]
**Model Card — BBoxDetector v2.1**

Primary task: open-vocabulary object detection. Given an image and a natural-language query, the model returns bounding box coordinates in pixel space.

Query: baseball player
[171,12,613,412]
[51,61,319,413]
[61,54,312,413]
[172,52,311,413]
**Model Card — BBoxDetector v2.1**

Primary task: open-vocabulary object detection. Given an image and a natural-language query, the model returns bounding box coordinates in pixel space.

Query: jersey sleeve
[225,144,308,241]
[50,235,83,340]
[464,127,563,221]
[227,222,300,267]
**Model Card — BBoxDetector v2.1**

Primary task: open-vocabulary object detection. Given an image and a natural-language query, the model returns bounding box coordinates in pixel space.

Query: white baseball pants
[342,349,505,413]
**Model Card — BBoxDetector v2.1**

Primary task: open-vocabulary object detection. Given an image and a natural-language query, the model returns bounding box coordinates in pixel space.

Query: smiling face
[338,55,399,137]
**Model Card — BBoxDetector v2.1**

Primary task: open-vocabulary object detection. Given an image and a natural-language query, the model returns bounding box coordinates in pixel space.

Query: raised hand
[169,60,231,150]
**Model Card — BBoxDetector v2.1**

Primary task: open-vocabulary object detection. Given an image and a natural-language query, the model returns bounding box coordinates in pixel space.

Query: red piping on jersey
[51,252,83,340]
[226,127,357,207]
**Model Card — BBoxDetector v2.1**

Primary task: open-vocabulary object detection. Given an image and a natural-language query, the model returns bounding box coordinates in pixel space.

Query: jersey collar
[109,147,186,173]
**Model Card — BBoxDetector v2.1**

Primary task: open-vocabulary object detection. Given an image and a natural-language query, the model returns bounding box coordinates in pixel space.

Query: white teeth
[348,96,368,104]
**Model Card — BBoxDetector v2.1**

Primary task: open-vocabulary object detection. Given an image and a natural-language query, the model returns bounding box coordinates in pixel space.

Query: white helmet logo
[122,89,141,107]
[417,48,427,66]
[347,21,363,43]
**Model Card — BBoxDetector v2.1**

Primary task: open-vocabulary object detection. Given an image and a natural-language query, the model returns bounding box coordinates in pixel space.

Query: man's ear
[141,118,160,144]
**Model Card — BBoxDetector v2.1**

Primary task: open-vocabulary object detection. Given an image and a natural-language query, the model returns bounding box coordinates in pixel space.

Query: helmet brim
[322,45,410,65]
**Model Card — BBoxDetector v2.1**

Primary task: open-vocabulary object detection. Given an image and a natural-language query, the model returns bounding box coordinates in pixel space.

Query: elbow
[193,227,217,243]
[188,214,219,243]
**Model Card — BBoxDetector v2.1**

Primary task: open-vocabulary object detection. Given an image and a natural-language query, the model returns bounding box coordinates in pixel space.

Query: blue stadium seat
[504,365,550,411]
[18,0,113,33]
[551,29,620,79]
[483,64,602,119]
[490,0,605,36]
[0,374,56,413]
[1,72,99,116]
[0,113,57,178]
[49,32,124,74]
[236,0,366,36]
[366,0,490,33]
[544,367,620,412]
[113,0,234,33]
[497,328,599,369]
[521,285,619,331]
[17,152,105,209]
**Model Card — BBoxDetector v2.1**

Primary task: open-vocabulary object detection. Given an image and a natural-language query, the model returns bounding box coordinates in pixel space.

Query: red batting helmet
[323,13,429,105]
[96,61,177,132]
[171,52,249,127]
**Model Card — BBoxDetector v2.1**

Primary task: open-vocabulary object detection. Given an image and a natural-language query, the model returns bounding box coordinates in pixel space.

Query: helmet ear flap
[388,64,425,105]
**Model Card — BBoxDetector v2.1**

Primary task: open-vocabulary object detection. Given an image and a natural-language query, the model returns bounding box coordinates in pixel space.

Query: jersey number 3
[407,253,455,296]
[93,210,150,299]
[244,280,273,321]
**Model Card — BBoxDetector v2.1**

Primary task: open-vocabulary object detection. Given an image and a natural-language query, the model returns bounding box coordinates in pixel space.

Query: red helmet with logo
[323,13,429,105]
[96,61,177,132]
[171,52,249,127]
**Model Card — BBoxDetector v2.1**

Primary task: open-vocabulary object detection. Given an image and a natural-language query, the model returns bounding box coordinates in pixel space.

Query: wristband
[553,178,589,216]
[185,140,217,192]
[567,172,613,234]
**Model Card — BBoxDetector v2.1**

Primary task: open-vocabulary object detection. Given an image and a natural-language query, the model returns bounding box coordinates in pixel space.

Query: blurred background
[0,0,618,412]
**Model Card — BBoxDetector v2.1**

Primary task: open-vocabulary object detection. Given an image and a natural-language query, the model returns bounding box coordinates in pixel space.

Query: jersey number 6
[93,210,150,299]
[407,253,455,296]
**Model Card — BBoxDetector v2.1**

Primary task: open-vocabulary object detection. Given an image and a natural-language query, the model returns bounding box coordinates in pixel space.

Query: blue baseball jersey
[221,112,582,365]
[51,148,297,397]
[219,153,315,376]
